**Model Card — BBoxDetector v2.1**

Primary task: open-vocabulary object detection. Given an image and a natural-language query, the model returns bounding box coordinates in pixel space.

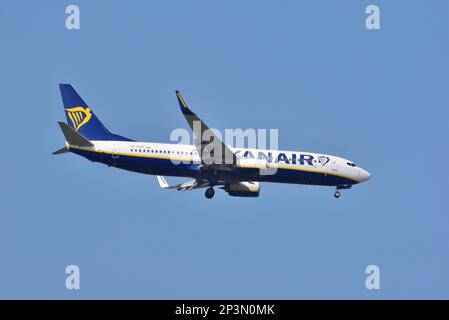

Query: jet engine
[224,181,260,197]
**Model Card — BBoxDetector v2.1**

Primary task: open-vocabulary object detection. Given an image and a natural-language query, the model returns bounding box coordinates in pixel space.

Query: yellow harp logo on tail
[65,107,92,131]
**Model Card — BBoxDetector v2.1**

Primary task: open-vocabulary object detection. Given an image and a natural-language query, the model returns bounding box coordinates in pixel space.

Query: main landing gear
[334,190,341,199]
[205,187,215,199]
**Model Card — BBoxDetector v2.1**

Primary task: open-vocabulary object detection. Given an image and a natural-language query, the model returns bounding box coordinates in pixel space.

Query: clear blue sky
[0,0,448,299]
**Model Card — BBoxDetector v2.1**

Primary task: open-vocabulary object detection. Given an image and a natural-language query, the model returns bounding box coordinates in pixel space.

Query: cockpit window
[347,162,356,167]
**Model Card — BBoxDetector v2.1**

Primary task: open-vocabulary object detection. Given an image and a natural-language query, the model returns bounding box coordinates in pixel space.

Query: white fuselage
[69,140,371,186]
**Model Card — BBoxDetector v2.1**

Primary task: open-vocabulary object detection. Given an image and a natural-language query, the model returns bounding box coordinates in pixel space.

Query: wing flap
[156,176,210,191]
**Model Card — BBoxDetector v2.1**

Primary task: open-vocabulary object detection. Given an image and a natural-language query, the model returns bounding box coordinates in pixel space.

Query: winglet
[175,90,195,116]
[157,176,170,189]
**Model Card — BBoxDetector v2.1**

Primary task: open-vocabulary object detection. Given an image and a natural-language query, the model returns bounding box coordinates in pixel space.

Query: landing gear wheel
[334,190,341,199]
[205,187,215,199]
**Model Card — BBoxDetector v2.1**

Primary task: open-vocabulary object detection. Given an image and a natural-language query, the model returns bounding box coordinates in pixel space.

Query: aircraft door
[112,144,119,159]
[331,158,338,171]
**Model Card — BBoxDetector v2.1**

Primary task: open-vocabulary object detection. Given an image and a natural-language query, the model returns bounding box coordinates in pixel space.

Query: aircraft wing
[157,176,211,191]
[175,91,237,167]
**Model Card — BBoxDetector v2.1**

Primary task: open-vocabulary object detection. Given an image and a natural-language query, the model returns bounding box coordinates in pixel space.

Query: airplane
[54,84,370,199]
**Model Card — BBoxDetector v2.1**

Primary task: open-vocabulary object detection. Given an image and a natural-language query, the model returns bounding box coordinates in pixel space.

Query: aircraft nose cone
[359,168,371,182]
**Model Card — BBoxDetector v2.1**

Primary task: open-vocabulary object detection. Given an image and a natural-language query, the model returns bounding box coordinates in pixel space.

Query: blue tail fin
[59,84,133,141]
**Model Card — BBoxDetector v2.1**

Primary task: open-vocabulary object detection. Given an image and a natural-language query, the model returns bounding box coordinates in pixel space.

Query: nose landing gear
[205,187,215,199]
[334,184,352,199]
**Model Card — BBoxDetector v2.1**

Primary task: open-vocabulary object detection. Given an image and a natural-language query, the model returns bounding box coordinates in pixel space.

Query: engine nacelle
[225,181,260,197]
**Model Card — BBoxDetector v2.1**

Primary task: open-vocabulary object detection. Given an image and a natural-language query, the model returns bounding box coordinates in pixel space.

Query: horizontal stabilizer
[52,146,69,155]
[58,121,93,147]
